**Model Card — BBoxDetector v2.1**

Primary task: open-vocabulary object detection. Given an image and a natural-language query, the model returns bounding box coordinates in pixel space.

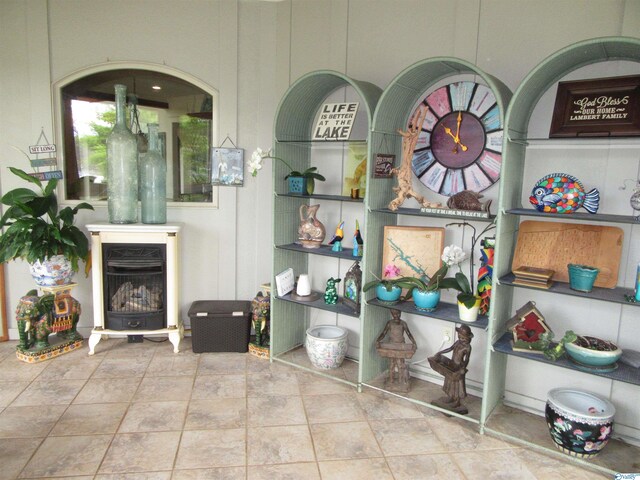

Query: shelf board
[506,208,638,224]
[276,243,363,261]
[277,291,360,318]
[493,332,640,386]
[275,139,367,147]
[368,298,488,329]
[277,193,364,203]
[373,207,495,222]
[499,273,638,306]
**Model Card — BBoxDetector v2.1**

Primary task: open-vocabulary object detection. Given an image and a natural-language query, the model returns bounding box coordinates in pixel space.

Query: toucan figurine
[353,220,363,257]
[329,220,345,252]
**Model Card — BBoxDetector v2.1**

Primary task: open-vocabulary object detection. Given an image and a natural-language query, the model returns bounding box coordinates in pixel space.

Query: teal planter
[288,176,308,195]
[375,284,402,304]
[568,264,599,293]
[412,289,440,312]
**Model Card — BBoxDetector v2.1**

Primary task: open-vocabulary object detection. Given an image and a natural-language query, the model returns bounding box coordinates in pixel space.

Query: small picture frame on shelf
[274,268,295,297]
[342,143,367,197]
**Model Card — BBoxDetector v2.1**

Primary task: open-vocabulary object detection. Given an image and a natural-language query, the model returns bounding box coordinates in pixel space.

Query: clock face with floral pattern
[410,81,503,196]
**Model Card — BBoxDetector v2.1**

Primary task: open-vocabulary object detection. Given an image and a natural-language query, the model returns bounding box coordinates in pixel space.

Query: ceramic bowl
[305,325,348,369]
[545,388,615,457]
[564,336,622,368]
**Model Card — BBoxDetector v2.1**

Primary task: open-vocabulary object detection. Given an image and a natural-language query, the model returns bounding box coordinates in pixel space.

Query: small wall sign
[549,75,640,137]
[373,153,395,178]
[313,102,359,141]
[28,170,63,181]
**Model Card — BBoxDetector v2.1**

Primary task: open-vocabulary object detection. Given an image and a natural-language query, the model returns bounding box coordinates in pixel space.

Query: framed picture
[274,268,295,297]
[342,143,368,197]
[382,226,445,280]
[549,75,640,138]
[343,261,362,314]
[374,153,395,178]
[212,148,244,186]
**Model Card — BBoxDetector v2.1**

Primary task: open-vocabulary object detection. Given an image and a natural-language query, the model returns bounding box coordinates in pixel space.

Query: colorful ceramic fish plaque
[529,173,599,214]
[549,75,640,137]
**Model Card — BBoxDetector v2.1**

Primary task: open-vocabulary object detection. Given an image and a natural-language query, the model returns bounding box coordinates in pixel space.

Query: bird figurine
[446,190,492,213]
[329,220,345,252]
[529,173,599,214]
[353,220,364,257]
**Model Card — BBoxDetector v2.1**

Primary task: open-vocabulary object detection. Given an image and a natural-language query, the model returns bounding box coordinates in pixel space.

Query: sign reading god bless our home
[313,102,359,140]
[549,75,640,137]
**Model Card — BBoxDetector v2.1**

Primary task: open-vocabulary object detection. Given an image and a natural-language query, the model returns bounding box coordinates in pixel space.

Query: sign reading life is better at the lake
[313,102,359,140]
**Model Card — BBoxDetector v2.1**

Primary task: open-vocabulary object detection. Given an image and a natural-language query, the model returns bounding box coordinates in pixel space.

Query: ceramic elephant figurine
[250,292,270,347]
[15,291,41,350]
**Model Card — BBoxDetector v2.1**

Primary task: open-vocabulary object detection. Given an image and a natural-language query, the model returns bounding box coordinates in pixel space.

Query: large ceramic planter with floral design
[29,255,74,286]
[412,289,440,312]
[457,296,481,322]
[305,325,348,369]
[545,388,615,458]
[375,284,402,304]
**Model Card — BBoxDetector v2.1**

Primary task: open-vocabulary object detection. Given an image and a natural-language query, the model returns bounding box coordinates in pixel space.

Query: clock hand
[442,125,468,153]
[455,111,462,139]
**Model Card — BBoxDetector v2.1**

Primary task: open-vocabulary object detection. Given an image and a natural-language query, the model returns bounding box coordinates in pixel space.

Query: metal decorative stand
[15,283,83,363]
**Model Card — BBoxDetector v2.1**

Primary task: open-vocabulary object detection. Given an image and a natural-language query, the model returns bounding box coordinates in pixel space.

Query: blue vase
[412,289,440,312]
[375,284,402,304]
[288,176,307,194]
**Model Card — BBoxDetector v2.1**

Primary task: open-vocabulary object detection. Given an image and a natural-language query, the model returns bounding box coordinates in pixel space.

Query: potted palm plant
[0,167,94,286]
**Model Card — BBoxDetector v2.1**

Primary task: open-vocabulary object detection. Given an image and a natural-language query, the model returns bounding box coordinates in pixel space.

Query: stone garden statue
[375,309,417,393]
[428,324,474,414]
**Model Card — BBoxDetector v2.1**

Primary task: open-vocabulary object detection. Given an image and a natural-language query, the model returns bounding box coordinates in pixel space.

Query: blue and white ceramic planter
[545,388,615,458]
[29,255,74,286]
[412,289,440,312]
[375,284,402,304]
[305,325,348,369]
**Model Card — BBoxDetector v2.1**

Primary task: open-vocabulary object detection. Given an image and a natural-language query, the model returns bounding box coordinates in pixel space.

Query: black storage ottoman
[188,300,252,353]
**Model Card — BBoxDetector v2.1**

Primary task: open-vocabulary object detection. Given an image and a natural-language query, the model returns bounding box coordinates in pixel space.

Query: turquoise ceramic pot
[567,264,599,292]
[375,284,402,304]
[412,289,440,312]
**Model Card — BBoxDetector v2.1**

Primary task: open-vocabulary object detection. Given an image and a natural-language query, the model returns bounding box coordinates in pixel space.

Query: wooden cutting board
[512,220,623,289]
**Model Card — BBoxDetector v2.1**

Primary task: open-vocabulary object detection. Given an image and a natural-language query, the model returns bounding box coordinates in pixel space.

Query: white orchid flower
[442,244,466,266]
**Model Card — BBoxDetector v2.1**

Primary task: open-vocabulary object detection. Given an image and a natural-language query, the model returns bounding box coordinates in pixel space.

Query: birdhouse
[506,301,552,353]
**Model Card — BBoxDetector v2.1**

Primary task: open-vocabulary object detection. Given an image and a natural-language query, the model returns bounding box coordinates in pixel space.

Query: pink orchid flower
[383,264,400,278]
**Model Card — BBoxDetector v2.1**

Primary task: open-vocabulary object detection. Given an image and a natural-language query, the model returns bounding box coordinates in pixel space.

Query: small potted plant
[439,244,482,321]
[249,147,326,195]
[0,167,94,286]
[393,262,449,312]
[363,264,404,304]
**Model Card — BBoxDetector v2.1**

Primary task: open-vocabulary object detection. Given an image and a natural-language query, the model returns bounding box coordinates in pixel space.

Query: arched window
[55,65,218,203]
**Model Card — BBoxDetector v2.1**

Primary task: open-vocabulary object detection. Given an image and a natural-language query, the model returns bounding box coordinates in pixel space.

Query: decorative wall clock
[410,81,503,196]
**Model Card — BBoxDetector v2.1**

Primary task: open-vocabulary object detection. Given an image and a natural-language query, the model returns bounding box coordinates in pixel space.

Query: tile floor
[0,337,617,479]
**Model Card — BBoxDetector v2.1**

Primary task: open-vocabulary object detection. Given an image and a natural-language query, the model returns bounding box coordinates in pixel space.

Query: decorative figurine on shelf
[15,286,83,363]
[353,220,364,257]
[329,220,345,252]
[375,309,417,393]
[446,190,492,213]
[388,104,434,211]
[477,237,495,315]
[506,301,552,354]
[298,204,326,248]
[529,173,599,214]
[343,261,362,314]
[428,325,474,414]
[249,291,270,359]
[324,277,341,304]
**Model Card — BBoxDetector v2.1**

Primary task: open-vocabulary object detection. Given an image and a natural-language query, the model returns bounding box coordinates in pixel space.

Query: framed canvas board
[342,143,368,197]
[212,148,244,186]
[382,226,445,280]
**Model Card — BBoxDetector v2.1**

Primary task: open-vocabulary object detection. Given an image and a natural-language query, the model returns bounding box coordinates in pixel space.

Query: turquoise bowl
[567,264,599,292]
[412,289,440,312]
[564,336,622,368]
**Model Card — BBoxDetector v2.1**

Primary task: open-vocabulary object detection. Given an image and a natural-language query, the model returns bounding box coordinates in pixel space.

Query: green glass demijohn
[139,123,167,224]
[107,84,138,223]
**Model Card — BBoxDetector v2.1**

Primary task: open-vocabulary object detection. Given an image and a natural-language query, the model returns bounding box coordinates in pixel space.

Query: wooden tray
[512,221,623,289]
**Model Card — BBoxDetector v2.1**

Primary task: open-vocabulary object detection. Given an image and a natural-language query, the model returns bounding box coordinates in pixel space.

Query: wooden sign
[313,102,359,141]
[373,153,395,178]
[549,75,640,137]
[29,144,56,155]
[28,170,63,181]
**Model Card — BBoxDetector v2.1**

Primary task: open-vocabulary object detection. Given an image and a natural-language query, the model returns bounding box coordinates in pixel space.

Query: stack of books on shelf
[512,266,554,289]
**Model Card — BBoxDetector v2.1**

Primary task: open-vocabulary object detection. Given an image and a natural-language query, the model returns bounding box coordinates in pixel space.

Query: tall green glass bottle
[139,123,167,224]
[106,84,138,223]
